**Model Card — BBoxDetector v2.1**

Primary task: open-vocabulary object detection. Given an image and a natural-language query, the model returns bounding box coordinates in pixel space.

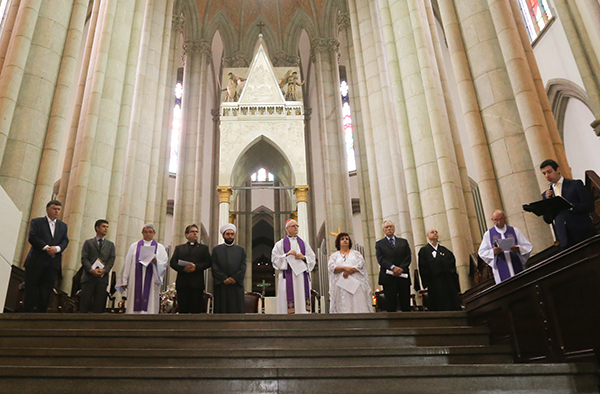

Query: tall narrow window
[517,0,554,43]
[0,0,9,29]
[251,168,274,183]
[340,66,356,172]
[169,75,183,174]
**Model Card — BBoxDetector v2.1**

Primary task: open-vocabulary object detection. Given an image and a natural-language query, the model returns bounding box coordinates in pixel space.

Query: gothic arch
[230,135,295,189]
[547,78,592,140]
[241,17,281,62]
[321,0,349,38]
[204,11,237,58]
[174,0,202,41]
[284,9,317,55]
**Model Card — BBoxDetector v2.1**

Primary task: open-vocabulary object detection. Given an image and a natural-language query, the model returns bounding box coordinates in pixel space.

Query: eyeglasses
[288,225,299,228]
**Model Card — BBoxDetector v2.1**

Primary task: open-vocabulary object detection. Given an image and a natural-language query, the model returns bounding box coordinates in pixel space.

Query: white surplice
[271,236,316,314]
[116,240,168,314]
[478,226,532,284]
[328,250,373,314]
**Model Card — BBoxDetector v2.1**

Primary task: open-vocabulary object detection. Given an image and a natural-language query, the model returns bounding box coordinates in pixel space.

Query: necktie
[98,239,104,249]
[389,237,395,248]
[554,182,562,196]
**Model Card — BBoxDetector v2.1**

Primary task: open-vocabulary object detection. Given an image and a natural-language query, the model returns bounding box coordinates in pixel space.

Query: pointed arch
[241,17,281,61]
[174,0,202,40]
[204,10,237,58]
[321,0,349,38]
[284,9,317,55]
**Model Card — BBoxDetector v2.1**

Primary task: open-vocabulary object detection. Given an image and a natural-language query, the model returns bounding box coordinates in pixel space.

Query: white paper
[178,259,193,267]
[497,237,516,252]
[386,269,408,279]
[91,259,104,270]
[337,274,361,294]
[138,245,156,266]
[286,255,307,276]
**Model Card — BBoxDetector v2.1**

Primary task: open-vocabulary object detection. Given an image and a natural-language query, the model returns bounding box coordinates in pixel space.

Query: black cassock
[211,244,247,313]
[418,244,461,311]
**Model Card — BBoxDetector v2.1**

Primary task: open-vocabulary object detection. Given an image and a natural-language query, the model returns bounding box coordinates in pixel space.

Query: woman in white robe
[328,233,373,313]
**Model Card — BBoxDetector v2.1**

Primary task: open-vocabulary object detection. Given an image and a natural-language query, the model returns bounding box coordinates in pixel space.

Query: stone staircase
[0,312,597,393]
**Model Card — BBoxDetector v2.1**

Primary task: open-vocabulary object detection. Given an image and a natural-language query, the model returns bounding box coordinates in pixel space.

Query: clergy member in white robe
[116,223,168,314]
[478,210,532,284]
[328,232,373,313]
[271,219,316,314]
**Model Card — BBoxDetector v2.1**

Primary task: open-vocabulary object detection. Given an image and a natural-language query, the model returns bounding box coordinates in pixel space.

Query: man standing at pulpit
[272,219,316,314]
[117,224,168,314]
[478,210,532,284]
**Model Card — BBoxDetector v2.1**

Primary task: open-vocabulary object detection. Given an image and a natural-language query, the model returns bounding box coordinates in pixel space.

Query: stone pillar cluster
[0,0,178,293]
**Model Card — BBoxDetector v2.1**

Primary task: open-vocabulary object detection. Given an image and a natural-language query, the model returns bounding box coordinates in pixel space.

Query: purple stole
[134,239,158,312]
[283,236,311,314]
[489,226,523,282]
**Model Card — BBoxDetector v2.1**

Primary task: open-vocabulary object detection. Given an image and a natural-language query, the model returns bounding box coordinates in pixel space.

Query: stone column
[217,186,232,228]
[554,0,600,136]
[311,37,353,253]
[452,0,553,249]
[57,0,101,210]
[244,185,252,292]
[487,0,558,189]
[508,0,571,177]
[0,0,76,265]
[0,0,22,72]
[25,0,89,264]
[294,185,310,241]
[437,0,503,229]
[0,0,43,162]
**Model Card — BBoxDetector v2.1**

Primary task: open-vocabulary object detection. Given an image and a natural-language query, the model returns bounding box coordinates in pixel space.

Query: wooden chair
[244,292,261,313]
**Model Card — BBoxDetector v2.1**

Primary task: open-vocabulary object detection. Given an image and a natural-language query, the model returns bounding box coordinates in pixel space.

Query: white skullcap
[220,223,237,235]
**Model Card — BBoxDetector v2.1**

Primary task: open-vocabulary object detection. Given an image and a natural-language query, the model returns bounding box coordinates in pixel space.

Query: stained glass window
[340,79,356,172]
[517,0,554,43]
[169,82,183,173]
[0,0,8,29]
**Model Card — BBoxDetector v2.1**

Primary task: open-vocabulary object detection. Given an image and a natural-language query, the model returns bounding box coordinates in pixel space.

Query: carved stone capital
[172,15,185,32]
[222,53,249,68]
[217,186,233,203]
[290,211,298,221]
[294,185,310,203]
[337,12,351,31]
[211,108,220,122]
[229,212,237,224]
[310,38,340,63]
[182,39,212,63]
[272,51,300,67]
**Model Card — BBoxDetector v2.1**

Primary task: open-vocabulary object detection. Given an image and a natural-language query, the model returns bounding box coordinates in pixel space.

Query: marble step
[0,326,491,349]
[0,363,597,394]
[0,345,514,367]
[0,312,469,329]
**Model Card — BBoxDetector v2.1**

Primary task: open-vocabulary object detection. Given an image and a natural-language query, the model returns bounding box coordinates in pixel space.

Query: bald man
[478,210,532,284]
[271,219,316,314]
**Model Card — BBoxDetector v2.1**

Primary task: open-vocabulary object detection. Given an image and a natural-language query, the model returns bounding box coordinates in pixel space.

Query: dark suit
[23,216,69,313]
[542,178,596,249]
[376,236,411,312]
[418,244,461,311]
[169,242,211,313]
[80,237,116,313]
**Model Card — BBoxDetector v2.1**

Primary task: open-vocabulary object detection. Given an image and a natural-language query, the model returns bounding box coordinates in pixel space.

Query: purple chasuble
[134,240,158,312]
[489,226,523,282]
[283,236,311,314]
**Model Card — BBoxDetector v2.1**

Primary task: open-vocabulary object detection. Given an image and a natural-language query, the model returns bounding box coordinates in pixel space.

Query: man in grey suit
[79,219,116,313]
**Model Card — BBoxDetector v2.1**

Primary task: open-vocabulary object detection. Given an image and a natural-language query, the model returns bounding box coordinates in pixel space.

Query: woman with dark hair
[327,233,373,313]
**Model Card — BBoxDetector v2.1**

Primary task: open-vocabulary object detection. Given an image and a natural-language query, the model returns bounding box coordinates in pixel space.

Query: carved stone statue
[223,72,246,102]
[279,70,304,101]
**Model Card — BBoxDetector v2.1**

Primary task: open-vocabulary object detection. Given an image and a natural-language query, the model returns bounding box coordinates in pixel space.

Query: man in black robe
[418,229,461,311]
[170,224,212,313]
[211,224,246,313]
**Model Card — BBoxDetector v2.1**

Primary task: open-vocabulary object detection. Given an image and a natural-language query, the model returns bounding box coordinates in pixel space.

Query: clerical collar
[428,242,438,250]
[494,226,507,234]
[188,242,195,246]
[287,236,297,240]
[142,239,153,244]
